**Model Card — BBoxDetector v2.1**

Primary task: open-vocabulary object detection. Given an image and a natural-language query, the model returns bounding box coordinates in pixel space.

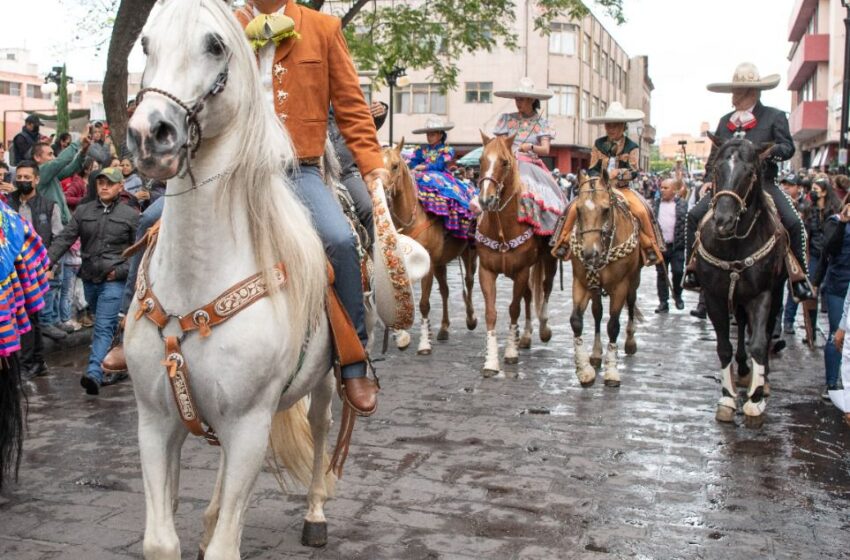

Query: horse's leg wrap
[394,329,411,350]
[417,318,432,355]
[483,330,501,375]
[716,364,738,422]
[574,337,596,385]
[742,361,767,417]
[505,324,520,363]
[603,343,620,386]
[551,202,577,259]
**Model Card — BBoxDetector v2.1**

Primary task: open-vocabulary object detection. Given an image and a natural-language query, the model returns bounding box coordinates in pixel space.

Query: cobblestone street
[1,266,848,559]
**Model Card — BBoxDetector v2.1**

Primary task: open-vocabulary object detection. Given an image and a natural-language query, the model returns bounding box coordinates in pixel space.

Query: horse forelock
[715,139,760,195]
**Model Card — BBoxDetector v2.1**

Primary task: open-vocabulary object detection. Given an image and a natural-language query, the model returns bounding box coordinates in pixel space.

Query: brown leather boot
[101,344,127,374]
[342,376,378,416]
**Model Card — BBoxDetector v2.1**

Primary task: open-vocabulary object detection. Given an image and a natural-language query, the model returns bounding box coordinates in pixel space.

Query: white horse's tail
[268,398,336,495]
[530,263,545,320]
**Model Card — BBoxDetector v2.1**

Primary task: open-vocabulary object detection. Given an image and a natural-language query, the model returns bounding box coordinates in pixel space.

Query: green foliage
[650,160,674,174]
[56,66,70,136]
[337,0,624,89]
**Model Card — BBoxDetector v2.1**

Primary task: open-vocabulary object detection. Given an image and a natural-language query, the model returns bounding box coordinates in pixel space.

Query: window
[807,5,818,35]
[394,83,447,114]
[549,85,578,117]
[581,91,590,119]
[0,81,21,96]
[600,100,607,115]
[360,84,372,104]
[26,84,46,99]
[609,59,615,82]
[621,68,628,91]
[601,52,608,79]
[71,91,82,104]
[593,43,601,71]
[549,23,578,55]
[5,53,15,61]
[582,34,591,63]
[799,74,816,102]
[465,82,493,103]
[591,96,599,119]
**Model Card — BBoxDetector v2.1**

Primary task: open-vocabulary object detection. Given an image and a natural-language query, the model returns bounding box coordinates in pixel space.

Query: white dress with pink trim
[493,112,567,236]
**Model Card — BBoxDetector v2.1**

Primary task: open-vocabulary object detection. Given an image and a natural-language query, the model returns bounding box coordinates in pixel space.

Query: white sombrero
[706,62,780,93]
[370,181,430,330]
[494,77,553,100]
[412,117,455,134]
[586,101,645,124]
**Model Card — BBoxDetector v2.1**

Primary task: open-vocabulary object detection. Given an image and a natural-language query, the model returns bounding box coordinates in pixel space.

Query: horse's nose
[582,247,599,263]
[149,117,179,152]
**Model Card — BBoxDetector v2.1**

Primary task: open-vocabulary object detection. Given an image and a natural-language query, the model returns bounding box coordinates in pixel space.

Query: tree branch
[341,0,371,27]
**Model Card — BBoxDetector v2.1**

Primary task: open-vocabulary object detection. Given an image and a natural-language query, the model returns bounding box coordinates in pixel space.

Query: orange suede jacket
[235,0,384,175]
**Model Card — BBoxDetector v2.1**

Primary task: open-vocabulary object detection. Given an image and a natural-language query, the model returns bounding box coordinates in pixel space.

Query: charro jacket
[588,136,640,186]
[235,0,384,176]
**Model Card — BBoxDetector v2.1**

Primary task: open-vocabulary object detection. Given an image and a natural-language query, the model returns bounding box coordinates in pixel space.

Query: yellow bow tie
[245,13,299,51]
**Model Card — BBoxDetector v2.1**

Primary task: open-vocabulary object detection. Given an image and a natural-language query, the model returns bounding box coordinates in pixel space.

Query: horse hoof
[763,382,771,397]
[579,378,596,388]
[540,326,552,343]
[603,379,621,388]
[589,357,602,368]
[437,329,449,341]
[482,368,501,378]
[301,520,328,548]
[624,341,637,355]
[742,399,767,418]
[417,348,432,356]
[518,336,532,350]
[744,414,765,429]
[715,405,736,423]
[505,356,519,365]
[467,317,478,330]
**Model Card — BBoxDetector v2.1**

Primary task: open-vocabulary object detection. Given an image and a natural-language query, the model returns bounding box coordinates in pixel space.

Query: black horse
[694,136,787,424]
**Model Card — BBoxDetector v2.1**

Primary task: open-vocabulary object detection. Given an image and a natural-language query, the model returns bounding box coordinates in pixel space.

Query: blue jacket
[816,216,850,297]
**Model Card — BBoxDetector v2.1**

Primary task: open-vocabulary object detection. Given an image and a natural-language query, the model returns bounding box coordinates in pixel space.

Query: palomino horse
[125,1,338,558]
[694,137,786,424]
[568,170,642,388]
[383,140,478,354]
[476,133,557,376]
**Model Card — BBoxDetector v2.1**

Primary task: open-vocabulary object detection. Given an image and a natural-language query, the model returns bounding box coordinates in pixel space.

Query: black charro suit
[685,101,808,288]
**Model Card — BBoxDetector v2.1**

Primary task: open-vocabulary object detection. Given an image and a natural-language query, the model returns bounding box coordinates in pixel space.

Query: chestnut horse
[383,141,478,354]
[477,133,557,376]
[568,170,642,388]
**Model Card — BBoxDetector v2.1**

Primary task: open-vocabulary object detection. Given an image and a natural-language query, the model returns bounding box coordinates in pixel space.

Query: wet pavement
[1,265,849,559]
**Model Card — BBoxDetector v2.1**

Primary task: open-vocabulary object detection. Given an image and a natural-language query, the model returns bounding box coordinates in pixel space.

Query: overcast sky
[4,0,796,139]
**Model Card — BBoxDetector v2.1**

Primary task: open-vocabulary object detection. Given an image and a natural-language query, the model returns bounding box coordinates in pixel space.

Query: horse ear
[706,132,723,148]
[480,130,492,145]
[757,142,775,161]
[396,137,404,152]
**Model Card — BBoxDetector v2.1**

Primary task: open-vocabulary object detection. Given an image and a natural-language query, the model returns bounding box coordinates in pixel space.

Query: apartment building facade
[372,6,655,174]
[787,0,846,169]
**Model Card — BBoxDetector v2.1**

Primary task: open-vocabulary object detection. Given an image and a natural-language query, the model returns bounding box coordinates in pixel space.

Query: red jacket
[61,175,87,211]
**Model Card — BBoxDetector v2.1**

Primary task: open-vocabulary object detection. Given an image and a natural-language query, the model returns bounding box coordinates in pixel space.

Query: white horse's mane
[150,0,326,351]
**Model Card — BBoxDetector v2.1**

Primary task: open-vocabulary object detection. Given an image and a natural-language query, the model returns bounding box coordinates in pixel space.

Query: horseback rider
[682,62,815,302]
[408,117,477,240]
[552,102,665,266]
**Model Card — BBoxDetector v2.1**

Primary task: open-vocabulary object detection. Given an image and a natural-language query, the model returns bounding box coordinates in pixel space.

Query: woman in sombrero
[408,117,477,239]
[490,78,567,236]
[553,101,665,266]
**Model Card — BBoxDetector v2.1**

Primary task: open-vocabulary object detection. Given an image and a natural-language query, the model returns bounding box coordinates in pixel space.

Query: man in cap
[12,115,42,165]
[48,167,139,395]
[682,62,814,302]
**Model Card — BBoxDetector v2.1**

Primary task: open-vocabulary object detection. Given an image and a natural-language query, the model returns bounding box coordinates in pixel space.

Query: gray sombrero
[494,77,553,100]
[586,102,645,124]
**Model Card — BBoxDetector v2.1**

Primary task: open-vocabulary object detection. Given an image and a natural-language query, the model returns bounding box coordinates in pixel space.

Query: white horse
[125,1,338,558]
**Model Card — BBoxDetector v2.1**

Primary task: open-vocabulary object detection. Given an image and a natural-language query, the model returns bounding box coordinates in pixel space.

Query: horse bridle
[574,178,615,249]
[710,166,757,217]
[477,156,514,213]
[134,52,232,192]
[385,163,418,229]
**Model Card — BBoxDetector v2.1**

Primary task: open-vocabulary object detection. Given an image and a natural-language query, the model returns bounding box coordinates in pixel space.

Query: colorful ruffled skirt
[516,156,567,236]
[0,203,50,357]
[414,171,478,240]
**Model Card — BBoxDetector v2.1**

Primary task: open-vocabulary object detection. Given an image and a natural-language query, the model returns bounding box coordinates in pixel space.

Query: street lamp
[840,1,850,173]
[41,65,75,135]
[386,66,409,146]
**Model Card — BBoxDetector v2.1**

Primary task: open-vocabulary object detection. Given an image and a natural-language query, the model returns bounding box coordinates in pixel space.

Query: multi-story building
[372,6,654,174]
[658,123,712,163]
[787,0,844,169]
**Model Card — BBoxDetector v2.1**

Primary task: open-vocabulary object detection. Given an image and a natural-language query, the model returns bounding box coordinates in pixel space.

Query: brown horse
[568,170,642,387]
[382,140,478,354]
[477,132,557,376]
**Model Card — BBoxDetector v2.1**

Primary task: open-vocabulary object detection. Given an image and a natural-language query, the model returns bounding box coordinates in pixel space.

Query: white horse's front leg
[200,453,225,558]
[505,324,520,364]
[417,318,432,355]
[742,361,767,417]
[204,415,273,560]
[716,364,737,423]
[574,337,596,386]
[139,406,186,560]
[302,372,336,547]
[603,342,620,387]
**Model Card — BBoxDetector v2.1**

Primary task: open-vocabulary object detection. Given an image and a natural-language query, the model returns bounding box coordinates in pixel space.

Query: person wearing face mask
[6,161,66,377]
[682,63,814,303]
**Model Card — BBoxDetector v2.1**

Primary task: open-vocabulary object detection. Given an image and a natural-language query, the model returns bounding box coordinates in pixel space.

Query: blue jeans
[121,196,164,315]
[84,280,125,383]
[292,166,366,379]
[39,263,62,326]
[825,291,845,388]
[59,264,79,323]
